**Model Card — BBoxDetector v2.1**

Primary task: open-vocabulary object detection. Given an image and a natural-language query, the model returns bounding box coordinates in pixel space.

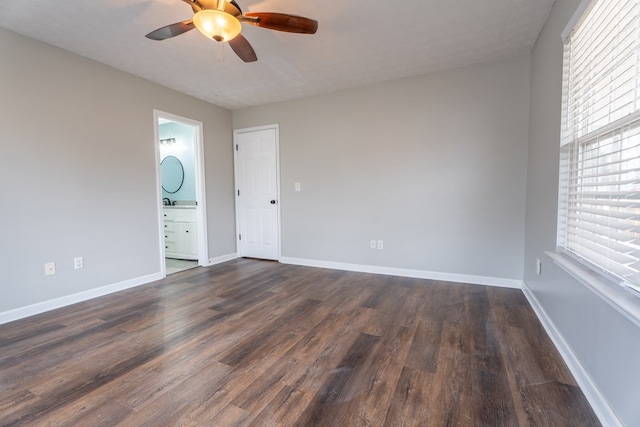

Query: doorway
[154,110,208,276]
[234,124,281,260]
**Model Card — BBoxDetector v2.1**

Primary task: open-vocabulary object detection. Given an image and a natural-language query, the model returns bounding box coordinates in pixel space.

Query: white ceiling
[0,0,555,110]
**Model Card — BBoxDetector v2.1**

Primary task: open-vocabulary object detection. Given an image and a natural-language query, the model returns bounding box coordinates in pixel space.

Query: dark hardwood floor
[0,259,600,426]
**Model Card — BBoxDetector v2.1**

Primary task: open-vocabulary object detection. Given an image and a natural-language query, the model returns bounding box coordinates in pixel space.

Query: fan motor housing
[191,0,242,17]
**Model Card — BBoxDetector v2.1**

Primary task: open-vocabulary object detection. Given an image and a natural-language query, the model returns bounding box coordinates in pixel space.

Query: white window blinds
[561,0,640,144]
[558,0,640,290]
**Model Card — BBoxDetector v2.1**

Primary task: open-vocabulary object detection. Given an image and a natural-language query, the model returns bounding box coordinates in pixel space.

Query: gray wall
[524,0,640,425]
[0,27,236,313]
[233,55,531,282]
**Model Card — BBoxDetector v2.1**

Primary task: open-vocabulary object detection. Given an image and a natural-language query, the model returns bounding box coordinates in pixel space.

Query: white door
[234,125,280,260]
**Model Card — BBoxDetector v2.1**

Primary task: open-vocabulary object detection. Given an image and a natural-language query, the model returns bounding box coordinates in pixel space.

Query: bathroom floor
[165,258,198,275]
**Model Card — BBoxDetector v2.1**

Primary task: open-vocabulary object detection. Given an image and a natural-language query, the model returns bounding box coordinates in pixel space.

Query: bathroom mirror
[161,155,184,194]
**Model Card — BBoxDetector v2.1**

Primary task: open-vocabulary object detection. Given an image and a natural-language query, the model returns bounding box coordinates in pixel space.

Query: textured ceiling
[0,0,555,110]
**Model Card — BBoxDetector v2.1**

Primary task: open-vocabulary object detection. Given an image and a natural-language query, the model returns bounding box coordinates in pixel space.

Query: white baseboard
[280,257,523,289]
[0,272,163,326]
[206,253,238,266]
[522,281,622,427]
[0,255,239,325]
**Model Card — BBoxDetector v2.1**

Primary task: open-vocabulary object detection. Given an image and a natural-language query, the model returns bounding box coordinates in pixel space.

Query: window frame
[553,0,640,327]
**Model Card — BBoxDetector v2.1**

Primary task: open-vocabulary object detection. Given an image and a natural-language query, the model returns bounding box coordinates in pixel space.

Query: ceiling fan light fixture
[193,10,241,42]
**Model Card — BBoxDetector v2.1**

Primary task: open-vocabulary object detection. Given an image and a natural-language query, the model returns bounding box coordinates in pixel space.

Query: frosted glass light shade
[193,10,241,42]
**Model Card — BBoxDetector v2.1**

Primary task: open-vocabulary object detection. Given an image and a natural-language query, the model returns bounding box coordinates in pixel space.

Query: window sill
[546,251,640,328]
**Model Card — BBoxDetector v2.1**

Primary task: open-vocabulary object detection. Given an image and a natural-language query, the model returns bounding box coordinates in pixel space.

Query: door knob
[270,200,276,204]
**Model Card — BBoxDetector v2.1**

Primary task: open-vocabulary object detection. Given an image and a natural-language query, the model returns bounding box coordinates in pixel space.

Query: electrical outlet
[45,262,56,276]
[295,182,301,192]
[377,240,384,250]
[370,239,377,249]
[74,257,84,270]
[536,258,542,275]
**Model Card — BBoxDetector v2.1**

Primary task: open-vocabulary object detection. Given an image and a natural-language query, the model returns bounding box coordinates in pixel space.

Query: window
[558,0,640,294]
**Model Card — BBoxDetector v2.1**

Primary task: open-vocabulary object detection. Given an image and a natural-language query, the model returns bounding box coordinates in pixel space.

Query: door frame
[233,124,281,260]
[154,110,209,276]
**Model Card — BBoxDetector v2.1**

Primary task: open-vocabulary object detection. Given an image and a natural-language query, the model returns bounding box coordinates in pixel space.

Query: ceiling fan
[145,0,318,63]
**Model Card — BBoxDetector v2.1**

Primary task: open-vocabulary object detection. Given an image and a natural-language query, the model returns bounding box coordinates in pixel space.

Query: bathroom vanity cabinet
[163,207,197,260]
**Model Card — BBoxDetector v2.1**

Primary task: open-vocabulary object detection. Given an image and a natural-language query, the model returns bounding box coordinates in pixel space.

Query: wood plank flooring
[0,259,600,426]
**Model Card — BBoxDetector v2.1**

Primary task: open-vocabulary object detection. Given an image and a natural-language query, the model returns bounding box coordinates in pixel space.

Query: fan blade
[145,20,195,40]
[243,12,318,34]
[228,34,257,62]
